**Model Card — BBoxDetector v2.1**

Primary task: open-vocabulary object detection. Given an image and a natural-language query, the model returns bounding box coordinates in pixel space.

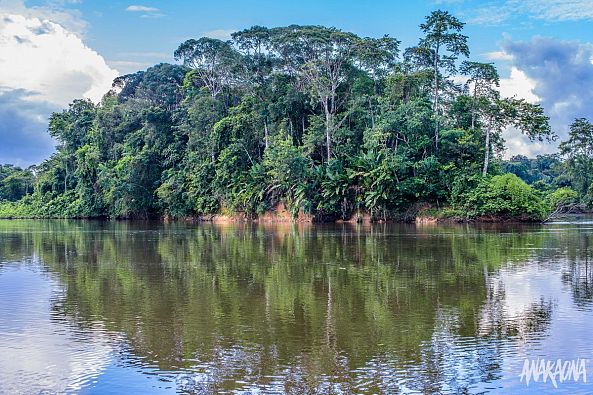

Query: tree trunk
[471,87,477,131]
[369,97,375,130]
[482,126,491,176]
[433,44,440,149]
[264,119,269,150]
[63,162,69,193]
[325,112,332,162]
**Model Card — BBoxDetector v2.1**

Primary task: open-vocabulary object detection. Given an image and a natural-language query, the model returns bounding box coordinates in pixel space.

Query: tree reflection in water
[0,219,589,393]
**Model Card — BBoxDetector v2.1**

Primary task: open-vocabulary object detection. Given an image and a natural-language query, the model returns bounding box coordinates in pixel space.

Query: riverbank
[0,209,546,224]
[0,174,564,224]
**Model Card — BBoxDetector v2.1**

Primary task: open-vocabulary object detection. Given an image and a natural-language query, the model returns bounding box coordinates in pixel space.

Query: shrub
[463,173,549,221]
[548,187,579,210]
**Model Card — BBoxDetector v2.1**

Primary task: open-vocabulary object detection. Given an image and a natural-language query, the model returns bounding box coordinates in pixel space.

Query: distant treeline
[1,11,591,221]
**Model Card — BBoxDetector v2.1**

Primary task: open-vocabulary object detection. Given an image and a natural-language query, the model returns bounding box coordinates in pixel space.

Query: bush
[0,191,82,219]
[548,187,579,210]
[463,173,549,221]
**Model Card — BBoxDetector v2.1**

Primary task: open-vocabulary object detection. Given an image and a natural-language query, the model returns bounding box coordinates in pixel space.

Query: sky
[1,0,593,166]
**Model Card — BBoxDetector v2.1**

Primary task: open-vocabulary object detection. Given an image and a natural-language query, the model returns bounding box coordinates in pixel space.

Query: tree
[48,99,97,193]
[174,37,241,98]
[462,173,549,221]
[48,99,96,152]
[232,26,276,148]
[269,25,398,162]
[479,97,553,176]
[559,118,593,200]
[0,22,566,222]
[418,10,469,148]
[263,135,313,215]
[0,165,34,201]
[460,61,499,130]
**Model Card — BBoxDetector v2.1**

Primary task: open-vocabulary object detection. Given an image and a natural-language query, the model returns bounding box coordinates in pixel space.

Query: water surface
[1,219,593,394]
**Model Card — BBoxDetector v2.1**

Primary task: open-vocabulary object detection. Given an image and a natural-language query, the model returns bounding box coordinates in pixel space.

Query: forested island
[0,11,591,222]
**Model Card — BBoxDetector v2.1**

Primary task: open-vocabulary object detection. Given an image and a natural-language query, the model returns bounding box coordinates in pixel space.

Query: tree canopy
[4,13,587,222]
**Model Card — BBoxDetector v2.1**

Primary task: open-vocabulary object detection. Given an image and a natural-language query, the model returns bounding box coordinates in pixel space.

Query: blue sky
[2,0,593,165]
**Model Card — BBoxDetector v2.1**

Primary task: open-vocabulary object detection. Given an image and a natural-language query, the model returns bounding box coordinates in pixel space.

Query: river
[1,219,593,394]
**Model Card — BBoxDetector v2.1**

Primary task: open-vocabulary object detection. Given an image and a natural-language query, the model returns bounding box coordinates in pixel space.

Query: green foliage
[461,174,549,220]
[0,165,34,202]
[264,135,313,216]
[186,160,219,214]
[501,154,565,190]
[0,17,571,222]
[559,118,593,205]
[548,187,579,210]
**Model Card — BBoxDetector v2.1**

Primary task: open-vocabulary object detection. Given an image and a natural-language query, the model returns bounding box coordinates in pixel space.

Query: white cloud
[485,51,513,61]
[0,0,87,35]
[468,6,512,25]
[125,4,164,18]
[117,51,170,58]
[107,60,149,74]
[502,128,556,158]
[497,67,546,158]
[108,51,170,74]
[202,29,235,40]
[0,13,117,106]
[495,37,593,158]
[499,67,539,103]
[126,5,160,13]
[0,7,117,165]
[524,0,593,21]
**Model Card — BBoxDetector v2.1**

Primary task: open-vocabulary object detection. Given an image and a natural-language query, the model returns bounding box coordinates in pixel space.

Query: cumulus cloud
[495,37,593,157]
[485,51,513,61]
[0,14,117,105]
[496,66,549,157]
[499,67,539,103]
[0,0,87,34]
[502,38,593,135]
[0,11,118,166]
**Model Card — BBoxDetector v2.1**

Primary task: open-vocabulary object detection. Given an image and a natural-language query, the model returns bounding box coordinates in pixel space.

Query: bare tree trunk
[369,97,375,130]
[63,161,69,193]
[482,126,491,176]
[471,87,477,131]
[433,45,440,149]
[264,119,269,150]
[325,112,332,162]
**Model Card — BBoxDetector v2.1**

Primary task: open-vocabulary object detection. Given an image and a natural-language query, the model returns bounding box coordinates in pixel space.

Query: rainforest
[1,11,591,222]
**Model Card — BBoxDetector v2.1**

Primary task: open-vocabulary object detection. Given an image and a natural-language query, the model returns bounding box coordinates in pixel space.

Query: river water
[1,219,593,394]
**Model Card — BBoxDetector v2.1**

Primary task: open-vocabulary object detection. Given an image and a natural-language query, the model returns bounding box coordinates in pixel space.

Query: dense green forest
[0,11,589,221]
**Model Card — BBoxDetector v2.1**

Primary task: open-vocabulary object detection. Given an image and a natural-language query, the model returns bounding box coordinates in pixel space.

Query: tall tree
[269,25,398,162]
[418,10,469,148]
[232,26,276,149]
[480,97,553,176]
[559,118,593,198]
[174,38,241,98]
[460,61,499,131]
